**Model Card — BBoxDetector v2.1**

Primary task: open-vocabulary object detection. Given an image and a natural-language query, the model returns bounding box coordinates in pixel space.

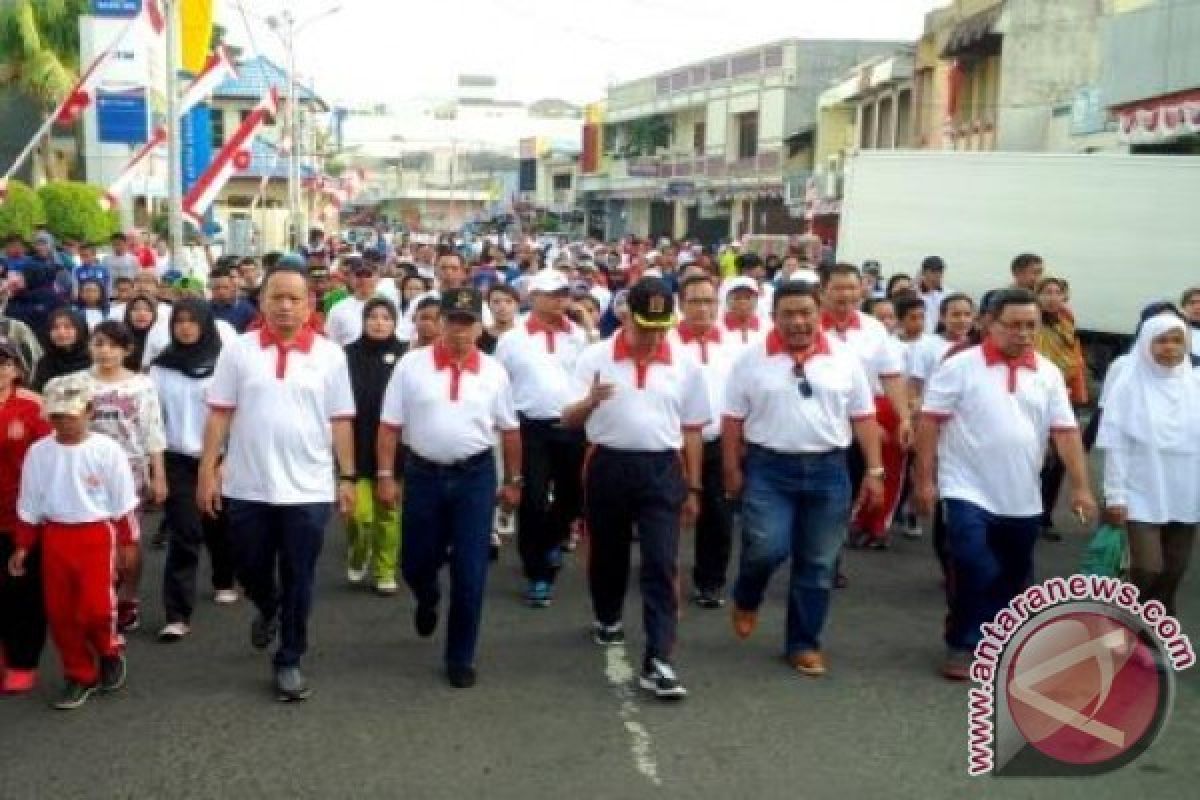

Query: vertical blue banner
[181,104,212,192]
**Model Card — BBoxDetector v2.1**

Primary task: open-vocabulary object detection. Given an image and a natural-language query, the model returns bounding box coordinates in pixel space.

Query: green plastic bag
[1079,524,1127,578]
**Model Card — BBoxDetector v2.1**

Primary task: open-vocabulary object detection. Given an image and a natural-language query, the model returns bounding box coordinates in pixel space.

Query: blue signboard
[181,105,213,191]
[97,89,149,144]
[91,0,142,17]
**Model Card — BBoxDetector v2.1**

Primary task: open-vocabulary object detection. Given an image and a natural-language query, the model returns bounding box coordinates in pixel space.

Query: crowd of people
[0,226,1197,709]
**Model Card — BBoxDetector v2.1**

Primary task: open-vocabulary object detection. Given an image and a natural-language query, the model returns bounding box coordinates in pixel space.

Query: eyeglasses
[792,363,813,398]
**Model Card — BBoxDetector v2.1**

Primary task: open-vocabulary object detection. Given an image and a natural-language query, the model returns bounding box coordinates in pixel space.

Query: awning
[1116,90,1200,145]
[941,5,1004,58]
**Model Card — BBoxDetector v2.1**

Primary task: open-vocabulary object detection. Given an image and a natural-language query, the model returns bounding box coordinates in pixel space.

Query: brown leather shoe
[732,607,758,640]
[790,650,827,677]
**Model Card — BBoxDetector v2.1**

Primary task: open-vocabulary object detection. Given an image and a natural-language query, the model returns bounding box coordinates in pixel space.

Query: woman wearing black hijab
[148,297,236,640]
[343,297,406,594]
[123,293,159,372]
[29,307,91,391]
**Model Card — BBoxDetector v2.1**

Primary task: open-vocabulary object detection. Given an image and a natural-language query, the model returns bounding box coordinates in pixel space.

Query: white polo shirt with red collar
[724,329,875,453]
[669,322,733,442]
[571,333,710,452]
[381,343,518,464]
[718,311,768,363]
[206,327,355,504]
[494,314,589,421]
[921,340,1078,517]
[821,310,905,395]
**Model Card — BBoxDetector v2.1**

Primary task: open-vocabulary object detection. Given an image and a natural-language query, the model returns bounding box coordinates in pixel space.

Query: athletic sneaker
[213,589,239,605]
[691,587,726,609]
[98,652,127,692]
[525,580,552,608]
[117,604,140,633]
[346,565,368,584]
[638,658,687,700]
[157,622,190,642]
[591,621,625,646]
[53,681,95,710]
[275,666,312,702]
[374,578,398,596]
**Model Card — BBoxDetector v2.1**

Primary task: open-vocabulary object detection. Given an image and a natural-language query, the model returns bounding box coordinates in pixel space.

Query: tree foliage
[0,0,87,108]
[0,179,46,239]
[37,181,120,244]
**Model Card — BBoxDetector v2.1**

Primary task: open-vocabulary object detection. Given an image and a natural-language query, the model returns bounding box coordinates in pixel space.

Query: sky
[218,0,947,108]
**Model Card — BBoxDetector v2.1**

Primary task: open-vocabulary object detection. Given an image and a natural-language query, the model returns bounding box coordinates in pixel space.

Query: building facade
[577,39,908,245]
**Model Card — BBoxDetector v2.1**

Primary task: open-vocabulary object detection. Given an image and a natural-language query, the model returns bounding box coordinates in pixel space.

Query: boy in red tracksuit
[7,372,139,710]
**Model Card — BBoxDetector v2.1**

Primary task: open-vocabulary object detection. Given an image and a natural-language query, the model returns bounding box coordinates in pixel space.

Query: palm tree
[0,0,88,182]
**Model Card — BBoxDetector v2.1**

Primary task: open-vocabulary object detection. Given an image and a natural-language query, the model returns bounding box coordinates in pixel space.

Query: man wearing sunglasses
[325,255,386,347]
[722,281,884,678]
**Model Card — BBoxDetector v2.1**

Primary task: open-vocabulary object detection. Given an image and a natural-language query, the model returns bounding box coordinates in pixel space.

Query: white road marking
[604,645,663,786]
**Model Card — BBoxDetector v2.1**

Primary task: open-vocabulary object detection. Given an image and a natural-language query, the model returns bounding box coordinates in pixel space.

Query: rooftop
[215,56,328,111]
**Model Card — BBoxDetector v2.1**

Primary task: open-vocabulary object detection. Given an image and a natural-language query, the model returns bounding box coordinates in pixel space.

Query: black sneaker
[414,604,438,638]
[98,652,127,693]
[53,681,95,711]
[591,621,625,646]
[638,658,687,700]
[274,666,312,702]
[691,587,726,610]
[446,664,477,689]
[117,604,140,634]
[251,613,278,650]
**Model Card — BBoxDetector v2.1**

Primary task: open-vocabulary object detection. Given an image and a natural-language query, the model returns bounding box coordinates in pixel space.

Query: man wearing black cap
[325,254,384,347]
[563,277,709,700]
[376,288,522,688]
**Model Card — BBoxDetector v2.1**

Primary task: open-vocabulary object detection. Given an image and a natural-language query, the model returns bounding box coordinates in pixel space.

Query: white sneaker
[213,589,239,605]
[157,622,190,642]
[346,566,368,584]
[374,578,398,596]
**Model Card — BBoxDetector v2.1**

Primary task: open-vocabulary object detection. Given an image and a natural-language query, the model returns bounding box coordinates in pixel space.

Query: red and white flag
[180,47,237,116]
[182,90,279,225]
[101,126,168,210]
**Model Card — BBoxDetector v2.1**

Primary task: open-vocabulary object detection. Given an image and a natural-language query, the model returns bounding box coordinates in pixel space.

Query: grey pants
[1127,521,1196,617]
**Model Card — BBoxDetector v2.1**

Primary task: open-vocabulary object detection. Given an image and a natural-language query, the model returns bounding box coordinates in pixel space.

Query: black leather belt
[406,448,493,473]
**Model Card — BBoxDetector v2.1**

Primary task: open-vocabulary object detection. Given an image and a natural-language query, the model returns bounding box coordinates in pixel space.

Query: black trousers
[517,416,585,583]
[585,448,686,663]
[162,453,235,624]
[692,439,733,591]
[0,535,46,670]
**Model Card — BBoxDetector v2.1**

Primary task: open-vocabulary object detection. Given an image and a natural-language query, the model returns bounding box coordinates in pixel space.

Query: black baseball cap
[921,256,946,272]
[0,335,26,373]
[627,277,675,330]
[441,287,483,321]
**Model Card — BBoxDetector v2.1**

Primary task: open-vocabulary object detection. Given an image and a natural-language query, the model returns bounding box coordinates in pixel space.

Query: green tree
[0,0,89,182]
[0,178,45,238]
[38,181,119,243]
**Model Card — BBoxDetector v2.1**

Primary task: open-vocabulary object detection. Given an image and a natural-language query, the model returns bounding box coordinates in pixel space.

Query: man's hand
[377,476,401,508]
[586,372,616,409]
[8,548,27,577]
[149,474,168,506]
[1104,504,1128,528]
[338,479,356,517]
[914,480,938,519]
[682,493,700,526]
[855,474,885,514]
[723,468,743,501]
[896,418,914,450]
[498,484,522,512]
[1072,487,1099,526]
[197,465,222,517]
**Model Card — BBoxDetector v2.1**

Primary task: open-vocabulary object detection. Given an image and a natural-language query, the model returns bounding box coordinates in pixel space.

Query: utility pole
[285,11,301,250]
[164,0,184,269]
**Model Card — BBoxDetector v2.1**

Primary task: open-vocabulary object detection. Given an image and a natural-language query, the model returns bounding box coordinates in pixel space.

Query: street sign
[97,89,149,144]
[91,0,142,16]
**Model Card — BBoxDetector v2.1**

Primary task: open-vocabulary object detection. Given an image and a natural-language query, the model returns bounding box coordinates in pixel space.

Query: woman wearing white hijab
[1098,313,1200,615]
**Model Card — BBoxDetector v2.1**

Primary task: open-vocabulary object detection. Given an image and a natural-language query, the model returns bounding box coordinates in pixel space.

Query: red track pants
[852,396,908,541]
[41,521,120,686]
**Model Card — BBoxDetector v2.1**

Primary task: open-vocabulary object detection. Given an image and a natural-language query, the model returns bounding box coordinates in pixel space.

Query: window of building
[552,173,572,190]
[211,110,226,149]
[736,112,758,160]
[693,121,706,154]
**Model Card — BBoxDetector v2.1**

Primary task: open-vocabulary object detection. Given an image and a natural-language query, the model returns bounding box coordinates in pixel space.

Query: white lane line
[604,645,663,787]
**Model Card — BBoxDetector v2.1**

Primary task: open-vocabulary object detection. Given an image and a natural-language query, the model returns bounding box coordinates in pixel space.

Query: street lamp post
[267,5,340,251]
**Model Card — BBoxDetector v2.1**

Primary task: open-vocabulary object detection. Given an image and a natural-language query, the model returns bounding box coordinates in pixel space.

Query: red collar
[821,310,861,333]
[723,312,760,332]
[613,332,672,365]
[525,315,572,337]
[982,338,1037,372]
[432,342,482,374]
[676,322,721,344]
[766,329,832,363]
[257,325,315,354]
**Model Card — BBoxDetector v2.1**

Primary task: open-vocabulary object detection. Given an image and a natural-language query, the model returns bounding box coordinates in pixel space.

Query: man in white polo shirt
[723,281,884,678]
[563,277,709,701]
[198,264,357,702]
[914,288,1096,681]
[718,275,767,363]
[325,254,384,347]
[376,288,521,690]
[494,268,588,609]
[670,273,735,609]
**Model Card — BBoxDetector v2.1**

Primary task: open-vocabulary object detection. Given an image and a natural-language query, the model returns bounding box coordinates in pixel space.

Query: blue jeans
[942,498,1040,652]
[225,499,331,669]
[402,453,497,669]
[733,446,850,656]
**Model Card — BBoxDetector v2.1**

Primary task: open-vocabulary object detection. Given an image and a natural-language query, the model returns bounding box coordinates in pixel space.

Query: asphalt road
[1,508,1197,800]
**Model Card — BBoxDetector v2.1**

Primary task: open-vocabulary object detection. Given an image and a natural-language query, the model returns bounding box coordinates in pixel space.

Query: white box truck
[836,151,1200,363]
